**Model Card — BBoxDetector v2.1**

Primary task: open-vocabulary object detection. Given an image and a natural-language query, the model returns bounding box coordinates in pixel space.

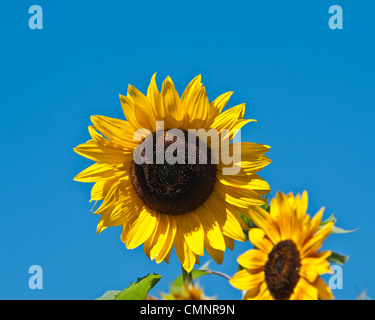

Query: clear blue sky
[1,1,374,300]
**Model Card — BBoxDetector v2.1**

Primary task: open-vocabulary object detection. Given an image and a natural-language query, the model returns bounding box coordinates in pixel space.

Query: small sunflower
[160,283,214,300]
[74,74,271,271]
[230,191,334,300]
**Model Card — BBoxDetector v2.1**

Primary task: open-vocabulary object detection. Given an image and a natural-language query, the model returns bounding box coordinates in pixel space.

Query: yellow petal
[248,228,274,254]
[155,216,177,263]
[147,73,162,118]
[163,244,173,264]
[98,202,136,233]
[301,251,331,280]
[181,75,202,108]
[222,208,246,242]
[217,185,267,208]
[90,115,138,149]
[93,182,120,215]
[312,277,334,300]
[161,76,183,126]
[229,269,264,290]
[307,207,325,238]
[254,282,273,300]
[243,284,261,300]
[174,228,196,272]
[74,139,131,164]
[301,222,333,258]
[243,282,269,300]
[234,156,272,174]
[210,104,246,133]
[74,163,115,182]
[300,264,319,283]
[237,249,267,270]
[185,87,210,128]
[128,84,156,131]
[148,214,169,260]
[124,208,158,249]
[211,91,233,114]
[224,236,234,251]
[296,191,309,221]
[292,278,318,300]
[275,192,293,241]
[204,239,224,265]
[219,142,271,174]
[120,210,136,236]
[119,94,141,129]
[248,206,280,245]
[218,172,270,195]
[205,91,233,127]
[180,213,204,256]
[90,180,106,201]
[237,142,271,156]
[197,206,226,251]
[143,213,161,259]
[89,177,118,201]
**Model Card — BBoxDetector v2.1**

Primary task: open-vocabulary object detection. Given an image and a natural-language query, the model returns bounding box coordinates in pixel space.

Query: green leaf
[327,252,349,265]
[172,269,210,288]
[96,290,122,300]
[170,262,213,295]
[114,274,162,300]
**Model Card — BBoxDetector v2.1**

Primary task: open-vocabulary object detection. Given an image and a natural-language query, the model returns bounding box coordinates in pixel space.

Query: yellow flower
[230,191,334,300]
[74,74,271,272]
[160,284,213,300]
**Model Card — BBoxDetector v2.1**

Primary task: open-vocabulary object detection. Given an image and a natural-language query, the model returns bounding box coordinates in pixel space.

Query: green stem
[206,270,231,280]
[181,265,193,286]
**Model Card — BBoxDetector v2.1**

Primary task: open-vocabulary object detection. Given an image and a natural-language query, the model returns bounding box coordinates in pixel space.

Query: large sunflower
[230,191,334,300]
[74,74,271,272]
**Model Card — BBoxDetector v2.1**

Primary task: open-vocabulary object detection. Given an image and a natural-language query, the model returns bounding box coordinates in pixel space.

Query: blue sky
[1,1,374,299]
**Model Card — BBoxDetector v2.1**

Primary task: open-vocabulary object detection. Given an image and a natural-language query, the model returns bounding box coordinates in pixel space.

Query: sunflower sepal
[260,195,270,212]
[238,211,256,230]
[327,251,349,265]
[320,213,358,234]
[237,195,271,231]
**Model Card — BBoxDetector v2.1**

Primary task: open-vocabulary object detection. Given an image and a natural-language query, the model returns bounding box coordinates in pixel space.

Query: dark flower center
[130,131,217,215]
[264,240,301,300]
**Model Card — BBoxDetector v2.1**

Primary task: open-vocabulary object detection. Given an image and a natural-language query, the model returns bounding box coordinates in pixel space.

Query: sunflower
[74,74,271,272]
[230,191,334,300]
[159,283,214,300]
